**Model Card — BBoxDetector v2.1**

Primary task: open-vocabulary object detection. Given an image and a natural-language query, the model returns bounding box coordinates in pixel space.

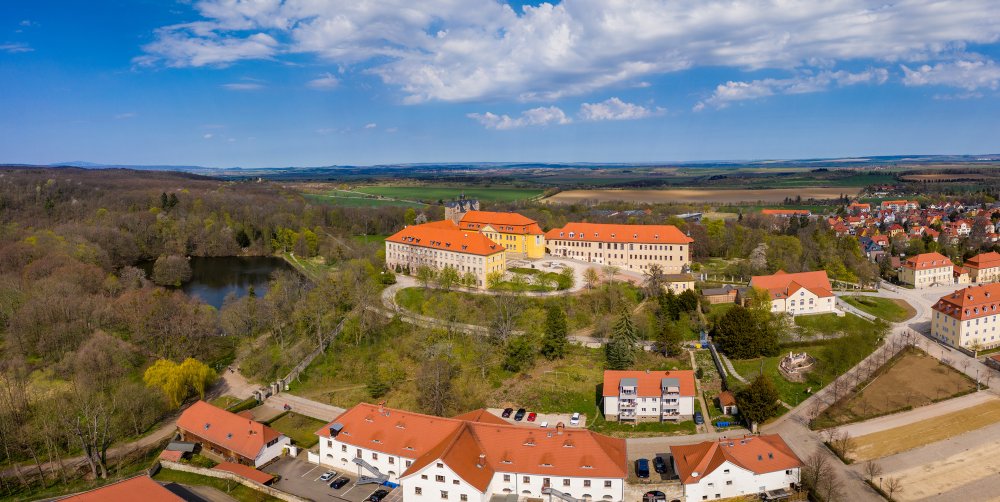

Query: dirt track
[544,187,855,204]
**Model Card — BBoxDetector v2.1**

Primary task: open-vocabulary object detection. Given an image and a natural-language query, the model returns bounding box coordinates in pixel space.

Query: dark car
[694,411,704,425]
[653,456,667,474]
[514,408,527,421]
[636,458,650,479]
[501,407,514,418]
[330,477,350,489]
[527,412,537,422]
[368,489,390,502]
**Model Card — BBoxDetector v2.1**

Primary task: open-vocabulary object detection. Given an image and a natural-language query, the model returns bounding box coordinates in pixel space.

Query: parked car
[368,489,390,502]
[694,412,704,425]
[653,456,667,474]
[501,407,514,418]
[527,412,537,422]
[636,459,650,479]
[319,471,336,482]
[570,412,581,426]
[539,421,548,428]
[514,408,527,421]
[330,477,350,489]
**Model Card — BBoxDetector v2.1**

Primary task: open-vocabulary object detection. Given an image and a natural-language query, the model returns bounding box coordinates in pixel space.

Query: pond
[139,256,296,309]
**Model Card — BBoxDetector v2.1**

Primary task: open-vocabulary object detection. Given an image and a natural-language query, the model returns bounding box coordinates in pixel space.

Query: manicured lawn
[841,295,915,322]
[588,416,697,437]
[355,186,543,203]
[209,395,242,410]
[265,412,327,448]
[730,354,814,411]
[153,468,282,502]
[794,313,883,338]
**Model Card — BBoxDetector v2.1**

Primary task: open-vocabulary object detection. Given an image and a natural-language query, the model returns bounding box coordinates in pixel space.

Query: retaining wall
[155,460,309,502]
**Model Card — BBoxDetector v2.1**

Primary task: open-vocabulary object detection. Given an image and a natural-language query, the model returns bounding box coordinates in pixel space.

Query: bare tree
[489,292,523,345]
[832,431,855,461]
[801,451,841,502]
[417,345,459,417]
[863,460,883,483]
[885,476,904,500]
[62,387,119,479]
[583,267,600,290]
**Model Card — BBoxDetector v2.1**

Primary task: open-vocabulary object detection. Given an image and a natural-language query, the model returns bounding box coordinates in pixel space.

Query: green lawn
[303,192,425,208]
[841,296,915,322]
[731,354,814,411]
[355,186,543,203]
[265,412,327,448]
[279,252,337,282]
[794,313,882,338]
[588,416,697,437]
[209,395,242,410]
[153,468,282,502]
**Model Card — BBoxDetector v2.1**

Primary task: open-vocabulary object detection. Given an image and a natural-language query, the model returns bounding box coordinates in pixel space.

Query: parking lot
[263,455,400,502]
[486,408,586,428]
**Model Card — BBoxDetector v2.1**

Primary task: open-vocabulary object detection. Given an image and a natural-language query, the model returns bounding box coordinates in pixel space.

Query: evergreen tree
[658,289,680,321]
[502,335,536,372]
[658,319,683,357]
[540,305,568,360]
[735,374,782,427]
[605,309,638,369]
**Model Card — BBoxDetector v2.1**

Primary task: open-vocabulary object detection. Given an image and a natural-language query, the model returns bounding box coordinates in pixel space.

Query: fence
[278,317,347,390]
[154,460,309,502]
[707,342,730,391]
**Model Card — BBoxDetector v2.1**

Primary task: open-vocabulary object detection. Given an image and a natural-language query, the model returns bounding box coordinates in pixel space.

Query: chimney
[476,453,486,468]
[556,422,565,435]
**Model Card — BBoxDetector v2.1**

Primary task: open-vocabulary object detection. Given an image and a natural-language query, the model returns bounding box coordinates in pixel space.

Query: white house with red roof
[748,270,835,316]
[544,223,692,275]
[385,220,507,288]
[176,401,290,468]
[932,283,1000,350]
[965,252,1000,284]
[669,435,802,502]
[601,370,696,422]
[900,252,954,289]
[314,403,627,502]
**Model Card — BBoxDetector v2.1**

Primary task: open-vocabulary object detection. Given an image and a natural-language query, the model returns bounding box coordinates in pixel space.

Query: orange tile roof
[459,211,543,235]
[386,221,504,256]
[158,450,184,462]
[544,222,692,244]
[213,462,275,485]
[965,252,1000,270]
[318,403,626,488]
[177,401,283,461]
[670,435,802,485]
[61,475,183,502]
[902,252,953,271]
[933,283,1000,321]
[760,209,810,216]
[601,370,696,397]
[718,391,736,407]
[749,270,833,300]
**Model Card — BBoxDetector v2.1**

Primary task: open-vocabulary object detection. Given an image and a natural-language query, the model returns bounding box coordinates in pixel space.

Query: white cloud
[203,133,214,139]
[694,68,889,110]
[467,106,571,129]
[137,0,1000,103]
[19,20,36,27]
[364,123,377,129]
[114,112,138,120]
[307,72,339,90]
[901,57,1000,91]
[221,82,264,90]
[579,97,662,121]
[0,43,33,54]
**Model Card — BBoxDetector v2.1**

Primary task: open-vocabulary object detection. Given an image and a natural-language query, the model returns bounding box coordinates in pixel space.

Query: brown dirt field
[851,399,1000,462]
[888,433,1000,501]
[900,174,993,181]
[544,188,854,204]
[819,349,975,426]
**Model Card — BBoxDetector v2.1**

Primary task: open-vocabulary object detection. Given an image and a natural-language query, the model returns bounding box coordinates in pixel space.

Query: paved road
[626,429,751,459]
[830,391,996,438]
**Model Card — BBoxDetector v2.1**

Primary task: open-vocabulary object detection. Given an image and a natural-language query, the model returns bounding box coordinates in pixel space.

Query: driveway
[265,455,395,502]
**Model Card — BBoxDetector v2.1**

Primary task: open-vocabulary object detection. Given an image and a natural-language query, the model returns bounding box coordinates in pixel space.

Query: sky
[1,0,999,168]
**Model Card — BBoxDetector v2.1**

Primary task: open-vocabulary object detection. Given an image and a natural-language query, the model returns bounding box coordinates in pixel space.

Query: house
[718,391,738,416]
[848,202,871,213]
[444,197,480,224]
[747,270,836,316]
[664,273,696,294]
[931,283,1000,351]
[176,401,290,468]
[544,223,693,275]
[702,285,739,305]
[965,252,1000,284]
[601,370,696,422]
[314,403,627,502]
[385,220,506,288]
[670,435,802,502]
[900,252,954,289]
[458,211,545,259]
[60,475,184,501]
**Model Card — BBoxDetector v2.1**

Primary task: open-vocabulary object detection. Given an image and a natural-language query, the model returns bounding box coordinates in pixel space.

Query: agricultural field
[841,295,916,322]
[544,187,857,205]
[302,191,425,208]
[355,185,544,203]
[813,348,977,428]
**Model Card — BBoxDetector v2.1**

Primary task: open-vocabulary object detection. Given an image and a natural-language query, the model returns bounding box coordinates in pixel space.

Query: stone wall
[155,460,309,502]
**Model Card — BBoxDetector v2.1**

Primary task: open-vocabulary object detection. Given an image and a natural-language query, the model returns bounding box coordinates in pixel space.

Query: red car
[527,412,537,422]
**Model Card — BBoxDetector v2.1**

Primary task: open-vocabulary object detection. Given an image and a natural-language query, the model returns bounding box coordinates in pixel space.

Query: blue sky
[1,0,999,168]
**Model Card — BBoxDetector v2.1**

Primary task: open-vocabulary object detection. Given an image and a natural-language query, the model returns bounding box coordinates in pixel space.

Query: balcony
[619,401,637,408]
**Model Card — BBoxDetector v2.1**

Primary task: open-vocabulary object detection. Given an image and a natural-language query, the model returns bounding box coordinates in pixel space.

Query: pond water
[139,256,295,309]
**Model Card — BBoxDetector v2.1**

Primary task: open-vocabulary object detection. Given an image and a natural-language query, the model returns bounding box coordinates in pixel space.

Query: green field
[303,192,425,208]
[841,296,915,322]
[265,412,327,448]
[355,186,543,203]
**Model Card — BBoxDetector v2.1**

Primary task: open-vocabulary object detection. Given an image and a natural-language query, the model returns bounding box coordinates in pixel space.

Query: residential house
[702,285,739,305]
[718,391,738,416]
[848,202,871,213]
[314,403,627,502]
[176,401,290,468]
[60,475,184,501]
[458,211,545,259]
[544,223,693,275]
[931,283,1000,351]
[601,370,696,422]
[965,252,1000,284]
[670,435,802,502]
[900,252,954,289]
[747,270,836,316]
[385,220,506,288]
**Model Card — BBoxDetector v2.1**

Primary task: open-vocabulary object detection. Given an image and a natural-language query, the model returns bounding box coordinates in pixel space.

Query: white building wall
[771,290,836,316]
[546,239,689,275]
[681,461,799,502]
[254,435,292,467]
[602,396,619,419]
[401,462,486,502]
[316,436,415,482]
[932,310,1000,351]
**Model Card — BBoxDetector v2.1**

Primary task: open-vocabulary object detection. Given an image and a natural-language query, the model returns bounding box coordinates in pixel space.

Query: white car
[319,471,337,482]
[570,412,581,426]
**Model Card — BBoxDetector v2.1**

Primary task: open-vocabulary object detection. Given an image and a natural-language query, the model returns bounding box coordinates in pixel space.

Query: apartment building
[314,403,627,502]
[601,370,696,422]
[458,211,546,259]
[670,435,802,502]
[544,223,693,274]
[900,252,954,289]
[385,220,506,288]
[965,252,1000,284]
[931,283,1000,350]
[748,270,835,316]
[176,401,290,468]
